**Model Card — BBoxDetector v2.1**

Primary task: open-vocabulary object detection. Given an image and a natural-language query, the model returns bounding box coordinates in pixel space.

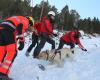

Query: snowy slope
[9,34,100,80]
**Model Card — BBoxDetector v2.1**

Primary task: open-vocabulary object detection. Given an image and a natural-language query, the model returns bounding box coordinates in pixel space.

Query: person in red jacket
[57,28,87,53]
[0,16,34,79]
[33,11,57,58]
[25,21,41,56]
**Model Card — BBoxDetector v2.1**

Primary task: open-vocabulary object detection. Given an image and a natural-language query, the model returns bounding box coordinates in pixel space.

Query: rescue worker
[33,11,57,58]
[25,21,41,56]
[0,16,34,79]
[57,27,87,53]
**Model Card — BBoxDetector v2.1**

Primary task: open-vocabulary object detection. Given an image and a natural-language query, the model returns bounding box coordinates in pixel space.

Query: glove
[17,37,24,41]
[18,41,24,50]
[53,33,58,37]
[81,48,87,51]
[17,37,25,50]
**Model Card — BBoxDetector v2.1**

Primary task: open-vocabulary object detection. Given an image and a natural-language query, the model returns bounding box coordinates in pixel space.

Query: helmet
[27,16,34,26]
[48,11,55,16]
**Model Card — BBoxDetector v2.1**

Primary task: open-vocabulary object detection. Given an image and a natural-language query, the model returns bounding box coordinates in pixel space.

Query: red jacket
[61,31,84,49]
[39,16,54,35]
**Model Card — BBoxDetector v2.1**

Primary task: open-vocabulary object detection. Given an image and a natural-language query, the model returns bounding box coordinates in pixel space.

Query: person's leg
[33,33,46,58]
[0,30,7,63]
[0,29,16,76]
[27,34,38,53]
[46,37,55,49]
[57,39,65,50]
[53,39,65,54]
[70,42,75,54]
[0,43,17,75]
[0,46,6,64]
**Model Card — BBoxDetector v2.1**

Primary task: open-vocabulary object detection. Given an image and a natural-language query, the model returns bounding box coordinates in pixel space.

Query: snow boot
[25,51,30,57]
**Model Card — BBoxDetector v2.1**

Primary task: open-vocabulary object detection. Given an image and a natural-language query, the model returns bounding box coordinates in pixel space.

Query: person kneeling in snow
[57,27,87,53]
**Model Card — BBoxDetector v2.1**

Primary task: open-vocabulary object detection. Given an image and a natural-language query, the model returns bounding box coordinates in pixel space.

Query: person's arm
[76,39,87,51]
[44,20,53,35]
[17,23,23,35]
[16,23,25,50]
[43,19,57,37]
[76,39,84,48]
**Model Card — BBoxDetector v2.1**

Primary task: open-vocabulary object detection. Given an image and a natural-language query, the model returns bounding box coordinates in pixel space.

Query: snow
[9,33,100,80]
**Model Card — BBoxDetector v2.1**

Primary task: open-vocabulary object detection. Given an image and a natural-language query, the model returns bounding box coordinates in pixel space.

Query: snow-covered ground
[9,34,100,80]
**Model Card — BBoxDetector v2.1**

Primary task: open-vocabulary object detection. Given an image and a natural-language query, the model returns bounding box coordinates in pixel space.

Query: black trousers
[27,34,38,52]
[33,33,55,58]
[0,28,15,45]
[57,39,75,50]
